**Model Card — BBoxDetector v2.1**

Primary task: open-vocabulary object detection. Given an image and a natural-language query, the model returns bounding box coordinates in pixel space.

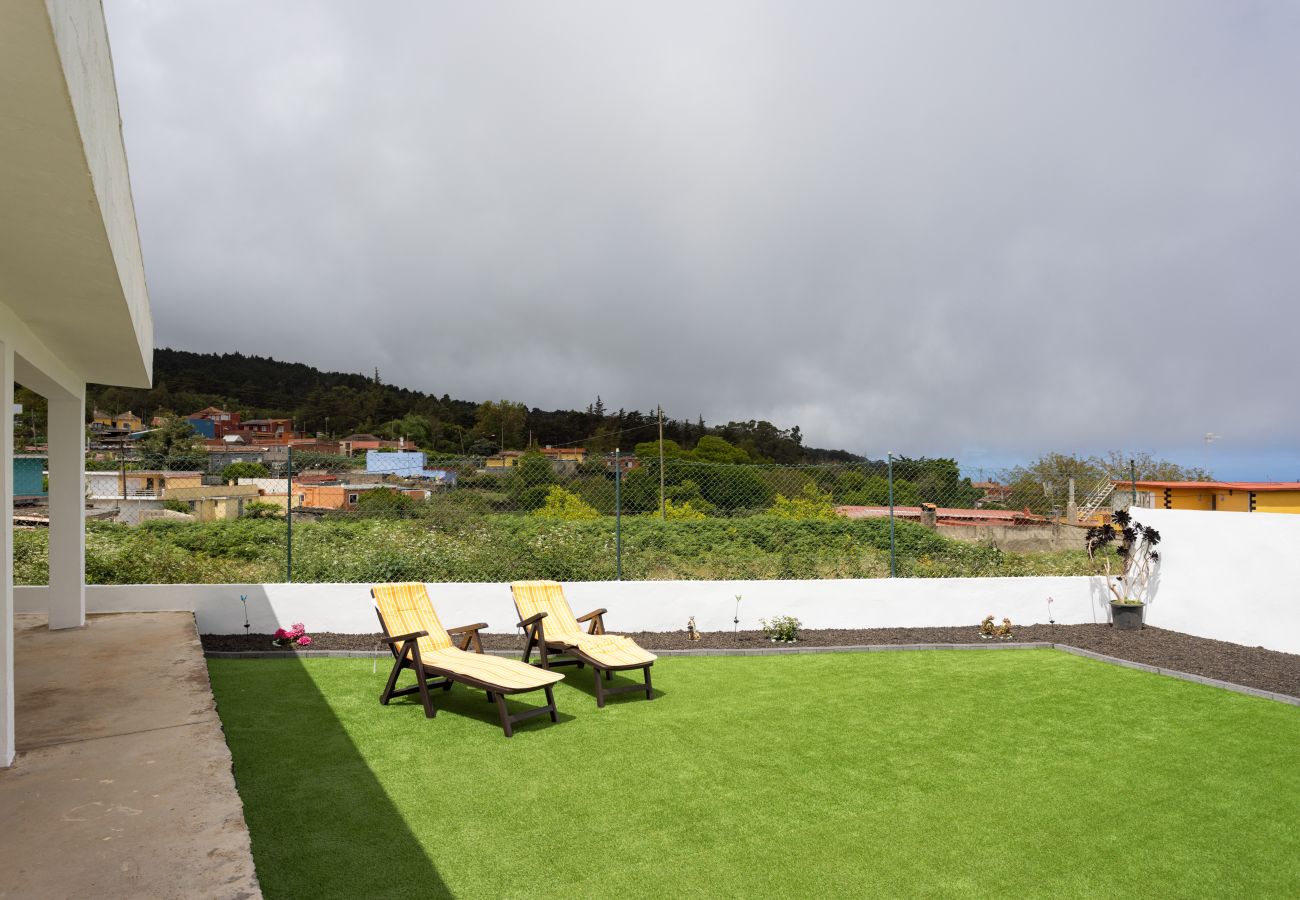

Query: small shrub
[663,499,708,520]
[760,614,801,643]
[769,484,838,520]
[162,499,192,514]
[243,501,282,519]
[534,486,601,521]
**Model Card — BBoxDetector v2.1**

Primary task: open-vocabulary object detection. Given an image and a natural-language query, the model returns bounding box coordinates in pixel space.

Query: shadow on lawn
[383,676,578,730]
[549,665,668,705]
[213,657,454,900]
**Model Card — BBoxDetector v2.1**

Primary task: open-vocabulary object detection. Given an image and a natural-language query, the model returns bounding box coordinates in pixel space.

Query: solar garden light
[733,595,742,642]
[239,594,250,635]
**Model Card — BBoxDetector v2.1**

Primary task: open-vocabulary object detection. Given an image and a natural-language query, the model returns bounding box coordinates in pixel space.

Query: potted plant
[1085,509,1161,631]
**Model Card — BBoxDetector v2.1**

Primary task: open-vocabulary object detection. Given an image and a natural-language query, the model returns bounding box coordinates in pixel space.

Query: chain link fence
[7,444,1117,587]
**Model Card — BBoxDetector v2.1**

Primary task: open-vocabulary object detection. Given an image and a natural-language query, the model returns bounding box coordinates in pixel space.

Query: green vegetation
[88,348,856,462]
[533,486,601,521]
[220,461,270,483]
[209,652,1300,899]
[13,515,1101,585]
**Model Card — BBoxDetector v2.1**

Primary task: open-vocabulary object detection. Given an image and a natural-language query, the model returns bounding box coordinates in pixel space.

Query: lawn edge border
[203,642,1300,707]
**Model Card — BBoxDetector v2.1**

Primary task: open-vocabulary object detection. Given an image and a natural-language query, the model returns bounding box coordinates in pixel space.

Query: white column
[46,393,86,630]
[1,342,15,766]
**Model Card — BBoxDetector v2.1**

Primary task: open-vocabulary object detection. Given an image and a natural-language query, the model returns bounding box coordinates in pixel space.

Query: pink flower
[291,622,305,634]
[273,628,288,640]
[296,635,313,647]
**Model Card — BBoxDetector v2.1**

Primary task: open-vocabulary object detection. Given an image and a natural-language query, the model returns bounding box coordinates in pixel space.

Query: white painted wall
[16,575,1108,636]
[1137,507,1300,654]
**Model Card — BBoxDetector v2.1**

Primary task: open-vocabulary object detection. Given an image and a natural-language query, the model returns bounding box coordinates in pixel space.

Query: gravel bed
[201,624,1300,700]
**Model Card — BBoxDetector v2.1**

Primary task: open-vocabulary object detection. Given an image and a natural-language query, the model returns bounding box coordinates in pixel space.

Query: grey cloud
[105,1,1300,471]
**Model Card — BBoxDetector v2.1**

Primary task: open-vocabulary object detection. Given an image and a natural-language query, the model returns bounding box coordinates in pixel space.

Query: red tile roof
[834,505,1047,526]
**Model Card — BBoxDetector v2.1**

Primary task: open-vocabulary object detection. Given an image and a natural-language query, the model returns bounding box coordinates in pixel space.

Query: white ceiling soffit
[0,0,153,389]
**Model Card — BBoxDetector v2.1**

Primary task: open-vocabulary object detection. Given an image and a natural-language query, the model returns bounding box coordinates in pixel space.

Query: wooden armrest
[383,630,428,645]
[446,622,488,635]
[577,608,607,634]
[517,611,548,629]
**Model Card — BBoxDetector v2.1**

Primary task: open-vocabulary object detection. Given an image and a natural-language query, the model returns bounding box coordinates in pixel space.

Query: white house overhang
[0,0,153,390]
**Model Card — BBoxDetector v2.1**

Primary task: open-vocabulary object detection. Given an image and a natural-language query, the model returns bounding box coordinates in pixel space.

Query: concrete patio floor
[0,612,260,899]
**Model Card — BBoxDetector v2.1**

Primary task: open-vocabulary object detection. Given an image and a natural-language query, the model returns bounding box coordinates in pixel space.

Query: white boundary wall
[16,576,1108,636]
[1134,507,1300,655]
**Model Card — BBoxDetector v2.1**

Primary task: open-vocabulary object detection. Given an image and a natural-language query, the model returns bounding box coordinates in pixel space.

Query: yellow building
[485,447,588,471]
[1120,481,1300,514]
[161,484,262,521]
[91,409,143,432]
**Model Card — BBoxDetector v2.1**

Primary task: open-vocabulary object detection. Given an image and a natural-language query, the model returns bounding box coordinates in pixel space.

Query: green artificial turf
[209,650,1300,899]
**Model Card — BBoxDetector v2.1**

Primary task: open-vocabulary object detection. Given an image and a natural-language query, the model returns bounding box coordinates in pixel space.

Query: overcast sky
[105,1,1300,477]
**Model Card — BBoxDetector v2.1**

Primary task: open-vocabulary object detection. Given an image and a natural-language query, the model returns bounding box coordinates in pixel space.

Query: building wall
[1163,487,1215,511]
[13,457,45,497]
[1253,491,1300,514]
[299,484,347,509]
[1214,490,1250,513]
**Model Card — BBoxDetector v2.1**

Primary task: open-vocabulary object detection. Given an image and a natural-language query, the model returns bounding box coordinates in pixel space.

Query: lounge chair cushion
[511,580,657,666]
[424,647,562,690]
[372,582,458,657]
[565,633,657,667]
[510,580,584,636]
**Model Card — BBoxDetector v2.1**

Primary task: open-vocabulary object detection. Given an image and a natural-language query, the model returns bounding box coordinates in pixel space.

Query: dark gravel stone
[200,623,1300,700]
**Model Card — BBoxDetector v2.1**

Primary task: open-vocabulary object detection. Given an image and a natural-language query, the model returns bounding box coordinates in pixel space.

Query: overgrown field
[14,515,1099,585]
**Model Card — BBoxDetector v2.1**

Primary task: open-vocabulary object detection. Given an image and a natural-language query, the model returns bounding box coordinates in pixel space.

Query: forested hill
[87,349,860,463]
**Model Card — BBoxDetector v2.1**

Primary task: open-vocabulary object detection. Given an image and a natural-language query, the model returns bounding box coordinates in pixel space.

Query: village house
[1118,480,1300,514]
[485,446,588,473]
[89,409,143,435]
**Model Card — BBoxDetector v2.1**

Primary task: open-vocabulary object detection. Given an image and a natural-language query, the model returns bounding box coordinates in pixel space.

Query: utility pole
[286,445,293,583]
[615,448,622,580]
[658,405,665,520]
[1130,459,1138,507]
[887,452,897,578]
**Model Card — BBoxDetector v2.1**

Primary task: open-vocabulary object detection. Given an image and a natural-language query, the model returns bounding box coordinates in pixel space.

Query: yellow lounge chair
[372,583,563,737]
[510,580,656,708]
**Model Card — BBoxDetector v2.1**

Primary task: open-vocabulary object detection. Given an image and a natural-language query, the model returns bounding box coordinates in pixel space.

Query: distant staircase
[1075,476,1114,525]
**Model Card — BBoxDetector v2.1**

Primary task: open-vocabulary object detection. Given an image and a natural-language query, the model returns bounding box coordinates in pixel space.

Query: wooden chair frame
[376,609,558,738]
[518,608,654,708]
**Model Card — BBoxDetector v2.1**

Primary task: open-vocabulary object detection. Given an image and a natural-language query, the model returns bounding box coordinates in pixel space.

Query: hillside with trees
[86,348,859,463]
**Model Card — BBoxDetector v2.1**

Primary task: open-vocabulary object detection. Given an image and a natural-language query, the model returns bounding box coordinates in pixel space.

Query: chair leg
[486,690,495,703]
[593,666,606,709]
[380,658,404,706]
[545,685,558,723]
[494,693,513,738]
[605,669,612,681]
[644,665,654,700]
[414,668,435,718]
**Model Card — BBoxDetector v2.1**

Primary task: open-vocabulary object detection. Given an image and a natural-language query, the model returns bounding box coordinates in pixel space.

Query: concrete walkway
[0,613,260,899]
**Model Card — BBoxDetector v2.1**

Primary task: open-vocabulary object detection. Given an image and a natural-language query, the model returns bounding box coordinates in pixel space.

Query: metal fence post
[615,447,622,581]
[286,445,293,583]
[887,452,897,578]
[1130,459,1137,507]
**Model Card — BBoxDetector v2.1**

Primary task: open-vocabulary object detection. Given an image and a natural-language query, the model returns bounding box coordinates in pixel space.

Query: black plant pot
[1110,602,1144,631]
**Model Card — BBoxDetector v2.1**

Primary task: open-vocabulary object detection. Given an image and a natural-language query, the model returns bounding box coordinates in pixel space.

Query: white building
[1,1,153,766]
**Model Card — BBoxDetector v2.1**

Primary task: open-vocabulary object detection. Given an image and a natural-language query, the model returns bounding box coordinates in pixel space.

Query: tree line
[85,348,858,463]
